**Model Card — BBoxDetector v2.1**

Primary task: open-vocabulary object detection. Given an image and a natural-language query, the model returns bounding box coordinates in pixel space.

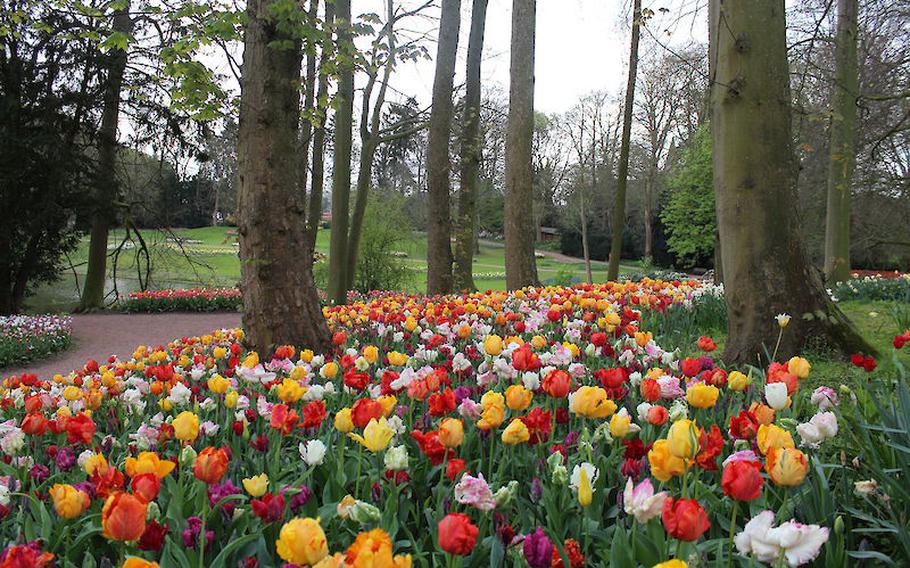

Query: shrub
[352,192,413,293]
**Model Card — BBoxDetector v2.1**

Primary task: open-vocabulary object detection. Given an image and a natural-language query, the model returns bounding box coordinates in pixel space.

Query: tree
[661,125,715,269]
[236,0,330,353]
[328,0,355,305]
[79,1,134,311]
[453,0,489,292]
[504,0,539,289]
[0,1,93,314]
[709,0,871,365]
[425,0,461,295]
[607,0,642,280]
[823,0,859,283]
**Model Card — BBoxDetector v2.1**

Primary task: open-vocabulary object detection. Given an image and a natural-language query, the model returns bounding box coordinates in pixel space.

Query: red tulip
[542,370,571,398]
[721,460,764,501]
[728,410,759,440]
[438,513,478,556]
[131,473,161,503]
[351,398,384,429]
[194,447,229,484]
[661,498,710,542]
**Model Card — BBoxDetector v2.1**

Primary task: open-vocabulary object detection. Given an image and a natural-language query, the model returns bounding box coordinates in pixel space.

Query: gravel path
[2,312,242,380]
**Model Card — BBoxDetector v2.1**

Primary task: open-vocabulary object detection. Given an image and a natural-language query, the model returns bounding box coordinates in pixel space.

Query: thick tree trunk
[504,0,539,289]
[328,0,355,304]
[607,0,641,281]
[823,0,858,284]
[425,0,461,295]
[304,0,334,254]
[709,0,872,365]
[80,3,132,311]
[237,0,331,354]
[453,0,488,292]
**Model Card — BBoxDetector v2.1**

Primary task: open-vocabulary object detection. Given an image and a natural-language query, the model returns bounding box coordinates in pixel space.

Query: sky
[366,0,709,114]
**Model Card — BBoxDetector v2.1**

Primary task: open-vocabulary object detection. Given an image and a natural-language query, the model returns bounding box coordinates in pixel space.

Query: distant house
[539,226,560,242]
[321,211,332,227]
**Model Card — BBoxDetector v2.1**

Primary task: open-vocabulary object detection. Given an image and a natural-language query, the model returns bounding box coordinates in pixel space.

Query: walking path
[2,312,242,380]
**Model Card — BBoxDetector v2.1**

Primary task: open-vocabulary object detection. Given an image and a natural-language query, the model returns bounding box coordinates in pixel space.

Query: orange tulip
[194,447,229,484]
[102,492,148,541]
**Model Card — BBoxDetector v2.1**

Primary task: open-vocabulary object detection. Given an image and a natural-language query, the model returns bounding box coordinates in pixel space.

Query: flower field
[0,315,72,369]
[119,288,244,313]
[1,280,908,567]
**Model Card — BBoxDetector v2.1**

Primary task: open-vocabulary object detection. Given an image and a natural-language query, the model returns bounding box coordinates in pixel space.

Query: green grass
[26,226,643,312]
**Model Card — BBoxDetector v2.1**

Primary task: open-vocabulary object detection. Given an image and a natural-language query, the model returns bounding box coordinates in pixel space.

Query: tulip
[765,382,789,410]
[685,382,719,409]
[102,492,148,541]
[243,473,269,497]
[609,409,632,438]
[83,452,108,476]
[787,356,811,379]
[661,498,710,541]
[122,559,160,568]
[194,447,229,484]
[721,460,763,501]
[756,424,794,455]
[483,335,503,356]
[275,517,329,566]
[667,419,700,459]
[49,484,90,519]
[454,473,496,511]
[346,527,410,566]
[653,561,687,568]
[571,463,597,508]
[735,510,829,566]
[125,452,175,479]
[727,370,750,392]
[131,473,161,503]
[334,407,355,433]
[349,418,394,452]
[647,439,687,482]
[438,513,478,556]
[172,411,199,442]
[569,386,616,419]
[623,478,667,523]
[522,527,554,568]
[438,418,464,448]
[501,418,530,445]
[505,385,533,411]
[766,447,809,487]
[542,369,572,398]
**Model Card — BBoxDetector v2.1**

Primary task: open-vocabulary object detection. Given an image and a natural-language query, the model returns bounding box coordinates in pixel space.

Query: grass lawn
[26,226,643,312]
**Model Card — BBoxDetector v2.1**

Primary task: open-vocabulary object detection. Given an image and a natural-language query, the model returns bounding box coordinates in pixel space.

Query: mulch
[1,312,242,380]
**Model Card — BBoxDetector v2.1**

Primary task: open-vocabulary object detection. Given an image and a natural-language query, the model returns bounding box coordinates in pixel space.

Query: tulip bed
[119,288,243,312]
[0,315,73,368]
[0,279,906,567]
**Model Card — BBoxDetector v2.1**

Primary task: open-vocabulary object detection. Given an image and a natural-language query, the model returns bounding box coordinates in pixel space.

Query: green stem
[771,328,783,363]
[728,500,739,567]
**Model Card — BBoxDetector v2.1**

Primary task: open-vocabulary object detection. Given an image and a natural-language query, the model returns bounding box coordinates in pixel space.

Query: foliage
[0,1,94,314]
[351,192,413,293]
[0,315,72,368]
[118,288,242,312]
[830,274,910,302]
[545,267,578,287]
[660,125,715,269]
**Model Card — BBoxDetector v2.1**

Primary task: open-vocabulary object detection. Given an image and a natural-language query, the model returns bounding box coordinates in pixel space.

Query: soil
[2,311,242,380]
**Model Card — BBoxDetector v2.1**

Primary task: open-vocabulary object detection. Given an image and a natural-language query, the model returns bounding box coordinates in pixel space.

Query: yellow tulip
[666,419,700,459]
[224,390,239,409]
[275,517,329,566]
[50,484,89,519]
[172,411,200,442]
[727,371,750,392]
[277,378,305,403]
[501,418,530,445]
[577,467,592,507]
[756,424,794,455]
[570,386,617,419]
[125,452,175,479]
[484,335,503,356]
[438,418,464,448]
[207,374,230,395]
[505,385,532,411]
[647,439,687,482]
[243,473,269,497]
[363,345,379,364]
[686,382,719,409]
[83,453,108,476]
[349,418,394,453]
[334,407,354,433]
[787,357,811,380]
[766,447,809,487]
[609,411,631,438]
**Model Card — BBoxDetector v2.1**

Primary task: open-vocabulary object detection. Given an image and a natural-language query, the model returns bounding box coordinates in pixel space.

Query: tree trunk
[237,0,331,354]
[823,0,858,284]
[454,0,488,292]
[709,0,872,365]
[713,229,723,284]
[344,138,378,291]
[328,0,355,305]
[580,202,592,285]
[643,171,654,261]
[425,0,461,295]
[80,3,132,311]
[504,0,540,289]
[297,0,319,198]
[304,0,334,254]
[607,0,641,281]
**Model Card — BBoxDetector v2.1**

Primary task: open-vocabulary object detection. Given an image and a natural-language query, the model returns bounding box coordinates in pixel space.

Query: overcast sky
[364,0,708,114]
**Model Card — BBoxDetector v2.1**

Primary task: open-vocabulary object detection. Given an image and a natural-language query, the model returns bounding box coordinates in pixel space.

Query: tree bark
[823,0,858,284]
[426,0,461,295]
[237,0,331,354]
[80,3,132,311]
[453,0,488,292]
[643,172,653,260]
[304,0,334,254]
[607,0,641,281]
[709,0,872,365]
[327,0,355,305]
[580,202,592,284]
[504,0,539,289]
